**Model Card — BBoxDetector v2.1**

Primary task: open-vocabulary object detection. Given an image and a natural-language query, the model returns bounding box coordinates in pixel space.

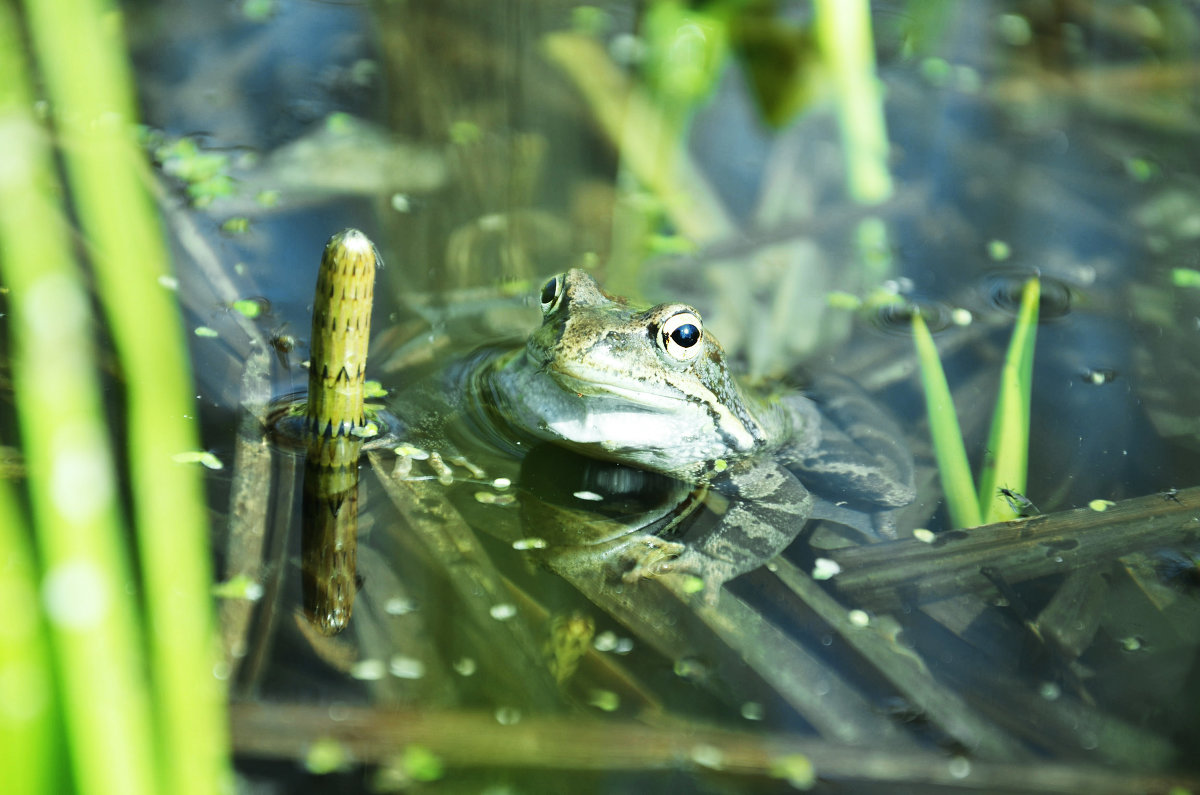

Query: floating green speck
[825,291,863,310]
[221,217,250,235]
[511,537,547,550]
[255,189,280,208]
[769,754,816,789]
[194,326,219,338]
[987,239,1011,261]
[212,574,262,601]
[449,120,482,146]
[172,451,223,470]
[398,745,443,782]
[1088,499,1116,512]
[920,57,952,87]
[1124,157,1158,183]
[231,298,262,319]
[363,380,387,398]
[304,738,351,774]
[681,575,706,594]
[350,421,379,438]
[1171,268,1200,288]
[587,689,620,712]
[242,0,275,22]
[326,112,353,135]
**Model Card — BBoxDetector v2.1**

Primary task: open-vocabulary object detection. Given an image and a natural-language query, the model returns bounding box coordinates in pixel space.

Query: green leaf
[977,278,1040,523]
[912,313,982,528]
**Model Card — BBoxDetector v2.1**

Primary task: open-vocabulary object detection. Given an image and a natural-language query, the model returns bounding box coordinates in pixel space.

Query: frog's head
[489,269,774,478]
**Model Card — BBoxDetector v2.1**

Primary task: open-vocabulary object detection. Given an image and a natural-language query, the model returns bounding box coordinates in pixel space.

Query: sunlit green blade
[912,314,982,528]
[977,278,1040,523]
[20,0,229,792]
[0,17,157,795]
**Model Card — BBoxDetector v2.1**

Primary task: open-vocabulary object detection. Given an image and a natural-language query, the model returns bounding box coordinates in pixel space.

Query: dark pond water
[137,1,1200,792]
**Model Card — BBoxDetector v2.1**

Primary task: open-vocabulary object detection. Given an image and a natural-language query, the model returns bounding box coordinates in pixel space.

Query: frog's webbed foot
[621,536,686,582]
[622,461,813,606]
[621,540,730,605]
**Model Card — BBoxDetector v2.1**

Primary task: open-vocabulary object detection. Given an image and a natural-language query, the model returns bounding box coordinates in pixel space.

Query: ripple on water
[866,297,956,336]
[979,270,1074,321]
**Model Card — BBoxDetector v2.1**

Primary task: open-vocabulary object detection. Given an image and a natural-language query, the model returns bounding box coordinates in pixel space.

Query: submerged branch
[228,702,1199,794]
[828,487,1200,609]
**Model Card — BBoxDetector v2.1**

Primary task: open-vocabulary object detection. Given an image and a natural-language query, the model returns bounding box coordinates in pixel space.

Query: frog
[466,268,916,598]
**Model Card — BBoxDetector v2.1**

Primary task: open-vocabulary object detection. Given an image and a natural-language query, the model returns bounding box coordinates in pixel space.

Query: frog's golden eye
[661,311,703,361]
[540,273,566,314]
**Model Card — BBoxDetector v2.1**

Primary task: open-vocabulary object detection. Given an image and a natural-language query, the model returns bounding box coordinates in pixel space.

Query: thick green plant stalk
[912,313,983,528]
[19,0,228,792]
[977,278,1040,522]
[0,7,157,793]
[302,229,377,636]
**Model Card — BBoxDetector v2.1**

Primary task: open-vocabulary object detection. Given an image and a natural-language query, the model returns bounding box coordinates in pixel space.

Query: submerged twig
[228,702,1200,794]
[219,349,272,674]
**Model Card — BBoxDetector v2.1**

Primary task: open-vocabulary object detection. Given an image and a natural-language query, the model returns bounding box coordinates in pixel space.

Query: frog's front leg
[623,461,812,603]
[785,373,915,510]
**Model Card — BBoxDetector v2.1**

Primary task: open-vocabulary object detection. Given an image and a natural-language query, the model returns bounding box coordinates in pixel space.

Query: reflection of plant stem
[302,436,363,636]
[913,278,1040,528]
[542,32,735,245]
[302,230,377,635]
[813,0,892,205]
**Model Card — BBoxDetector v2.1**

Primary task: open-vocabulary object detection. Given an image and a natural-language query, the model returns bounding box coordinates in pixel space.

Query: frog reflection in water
[458,269,916,596]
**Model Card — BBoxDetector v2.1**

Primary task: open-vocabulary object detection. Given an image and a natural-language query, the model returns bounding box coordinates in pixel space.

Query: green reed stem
[977,278,1040,523]
[20,0,228,792]
[912,313,982,528]
[0,7,157,794]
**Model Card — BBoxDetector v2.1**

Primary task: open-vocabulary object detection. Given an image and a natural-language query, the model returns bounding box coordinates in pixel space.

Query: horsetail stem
[302,228,378,635]
[306,229,377,438]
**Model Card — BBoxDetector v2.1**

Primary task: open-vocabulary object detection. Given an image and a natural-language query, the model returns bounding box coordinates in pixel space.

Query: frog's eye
[661,311,703,361]
[540,273,566,314]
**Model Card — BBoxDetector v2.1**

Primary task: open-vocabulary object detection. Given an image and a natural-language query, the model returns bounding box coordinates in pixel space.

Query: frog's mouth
[545,363,688,410]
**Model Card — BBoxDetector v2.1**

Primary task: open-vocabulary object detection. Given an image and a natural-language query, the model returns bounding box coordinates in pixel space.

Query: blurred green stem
[0,4,157,793]
[19,0,228,791]
[813,0,892,205]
